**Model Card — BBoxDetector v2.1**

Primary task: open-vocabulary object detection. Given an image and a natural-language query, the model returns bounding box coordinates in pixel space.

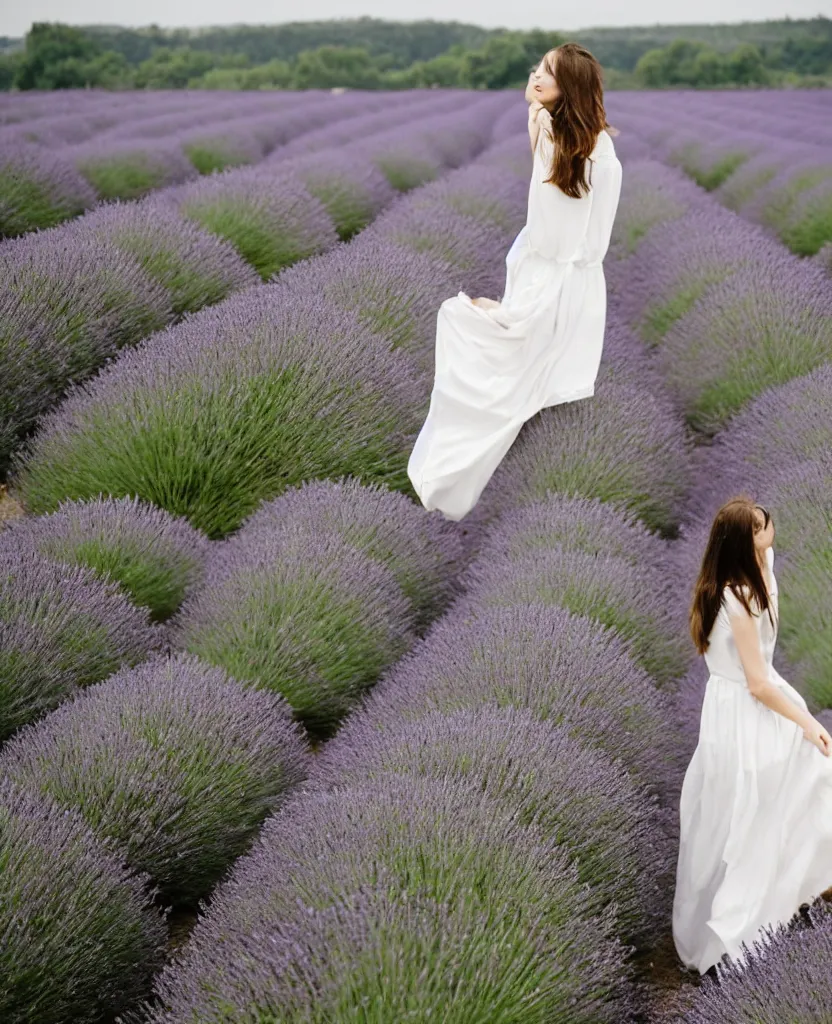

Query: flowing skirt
[673,667,832,974]
[407,225,607,521]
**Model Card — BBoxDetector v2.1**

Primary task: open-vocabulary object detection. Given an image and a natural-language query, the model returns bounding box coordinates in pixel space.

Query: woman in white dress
[407,44,623,521]
[674,496,832,977]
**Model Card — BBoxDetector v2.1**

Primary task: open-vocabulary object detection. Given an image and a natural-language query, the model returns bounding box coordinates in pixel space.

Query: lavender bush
[0,778,166,1024]
[474,492,678,574]
[171,530,414,735]
[0,550,164,740]
[608,205,785,347]
[309,704,673,947]
[658,256,832,433]
[175,167,339,279]
[460,542,689,686]
[763,456,832,707]
[663,901,832,1023]
[72,138,198,200]
[0,495,209,621]
[464,323,693,536]
[270,149,397,241]
[273,236,461,371]
[0,140,96,237]
[142,775,635,1024]
[76,197,259,316]
[685,363,832,523]
[0,230,172,475]
[180,124,266,175]
[140,888,605,1024]
[372,200,513,301]
[12,296,425,537]
[0,653,309,904]
[350,602,680,795]
[607,159,695,257]
[235,477,463,631]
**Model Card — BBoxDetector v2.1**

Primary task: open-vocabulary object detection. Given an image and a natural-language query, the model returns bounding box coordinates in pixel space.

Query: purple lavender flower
[0,495,210,621]
[308,704,674,947]
[0,550,165,739]
[273,234,460,372]
[460,537,690,686]
[608,203,786,346]
[608,159,701,258]
[0,652,309,904]
[235,477,463,631]
[180,123,266,175]
[686,363,832,524]
[658,253,832,433]
[0,778,166,1023]
[76,196,259,316]
[278,148,397,240]
[70,137,198,201]
[0,140,96,237]
[348,601,680,796]
[0,229,172,474]
[662,900,832,1023]
[12,294,425,537]
[372,199,514,300]
[474,491,679,576]
[142,775,636,1024]
[171,529,415,736]
[173,166,339,279]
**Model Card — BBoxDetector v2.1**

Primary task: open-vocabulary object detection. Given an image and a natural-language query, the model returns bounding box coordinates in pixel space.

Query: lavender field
[0,86,830,1022]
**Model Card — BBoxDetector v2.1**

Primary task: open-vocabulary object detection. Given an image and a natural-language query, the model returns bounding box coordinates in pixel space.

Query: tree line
[1,18,829,92]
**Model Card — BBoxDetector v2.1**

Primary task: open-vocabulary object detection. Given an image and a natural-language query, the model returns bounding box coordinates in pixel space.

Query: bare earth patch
[0,485,25,527]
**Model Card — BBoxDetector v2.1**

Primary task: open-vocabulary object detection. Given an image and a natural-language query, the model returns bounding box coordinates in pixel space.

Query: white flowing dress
[407,125,623,521]
[673,545,832,974]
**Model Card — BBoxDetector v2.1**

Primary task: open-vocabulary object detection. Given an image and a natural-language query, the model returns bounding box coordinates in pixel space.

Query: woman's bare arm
[730,608,831,755]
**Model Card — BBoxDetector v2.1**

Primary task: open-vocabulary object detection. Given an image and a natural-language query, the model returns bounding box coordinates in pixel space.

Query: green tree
[727,43,769,84]
[291,46,383,89]
[406,51,465,87]
[462,33,529,88]
[134,46,219,89]
[15,22,100,88]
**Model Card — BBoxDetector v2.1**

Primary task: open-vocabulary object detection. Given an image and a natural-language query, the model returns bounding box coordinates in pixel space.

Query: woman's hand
[804,717,832,756]
[524,72,537,106]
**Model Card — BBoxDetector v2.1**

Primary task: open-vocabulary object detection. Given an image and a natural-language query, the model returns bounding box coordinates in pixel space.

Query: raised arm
[729,598,831,755]
[525,73,547,155]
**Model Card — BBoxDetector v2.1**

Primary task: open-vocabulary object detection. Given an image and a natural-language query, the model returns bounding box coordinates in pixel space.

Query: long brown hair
[538,43,613,199]
[690,495,776,654]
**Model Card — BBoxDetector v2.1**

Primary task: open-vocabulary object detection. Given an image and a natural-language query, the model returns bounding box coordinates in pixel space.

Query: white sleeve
[724,585,757,619]
[581,152,623,264]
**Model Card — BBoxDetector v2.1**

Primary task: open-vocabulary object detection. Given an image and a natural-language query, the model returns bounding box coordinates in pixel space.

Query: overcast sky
[2,0,830,38]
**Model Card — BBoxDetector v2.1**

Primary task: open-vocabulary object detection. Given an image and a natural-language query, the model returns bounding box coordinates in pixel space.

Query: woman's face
[752,505,775,554]
[531,54,560,108]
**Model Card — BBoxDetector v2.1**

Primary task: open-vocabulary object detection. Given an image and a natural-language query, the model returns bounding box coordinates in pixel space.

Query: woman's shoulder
[591,129,616,160]
[721,582,758,618]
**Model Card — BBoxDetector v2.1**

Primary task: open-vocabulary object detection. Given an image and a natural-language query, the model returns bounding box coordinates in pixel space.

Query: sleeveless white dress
[673,545,832,974]
[407,125,623,521]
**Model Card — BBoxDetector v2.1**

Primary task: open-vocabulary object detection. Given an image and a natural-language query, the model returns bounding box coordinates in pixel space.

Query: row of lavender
[0,115,541,1021]
[607,90,832,267]
[606,155,831,711]
[0,92,508,479]
[603,138,832,1019]
[0,89,465,234]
